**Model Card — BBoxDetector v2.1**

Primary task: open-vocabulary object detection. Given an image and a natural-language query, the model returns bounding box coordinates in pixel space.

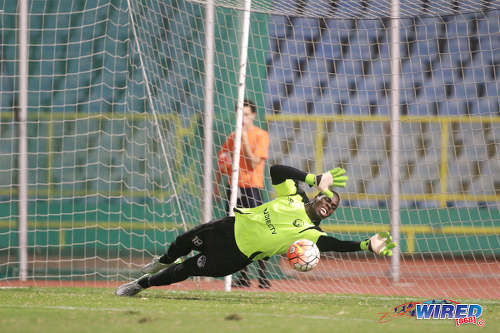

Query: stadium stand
[265,2,500,207]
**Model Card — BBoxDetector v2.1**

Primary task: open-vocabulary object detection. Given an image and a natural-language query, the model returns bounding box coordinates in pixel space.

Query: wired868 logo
[378,299,486,327]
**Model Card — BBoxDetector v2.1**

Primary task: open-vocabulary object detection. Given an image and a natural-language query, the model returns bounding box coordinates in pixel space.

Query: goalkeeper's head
[305,191,340,225]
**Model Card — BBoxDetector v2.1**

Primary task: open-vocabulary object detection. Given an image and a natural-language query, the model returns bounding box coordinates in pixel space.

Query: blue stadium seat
[322,18,351,41]
[344,98,369,115]
[355,78,379,106]
[464,65,489,83]
[285,155,314,174]
[413,160,441,184]
[454,80,478,100]
[408,102,434,116]
[421,123,442,161]
[478,13,500,35]
[269,15,288,38]
[348,34,373,60]
[323,121,357,161]
[280,98,308,114]
[440,100,464,115]
[477,34,495,53]
[377,38,391,60]
[370,59,390,76]
[292,17,319,41]
[471,97,499,115]
[400,181,426,209]
[335,59,361,76]
[365,176,390,197]
[485,81,499,98]
[292,82,316,100]
[268,121,296,142]
[356,19,381,39]
[280,39,308,59]
[414,39,438,57]
[448,37,471,62]
[421,80,446,102]
[306,56,329,75]
[326,76,350,101]
[475,49,498,67]
[415,16,441,41]
[313,99,336,114]
[268,59,295,82]
[401,59,426,83]
[290,131,315,160]
[432,59,459,84]
[399,127,420,162]
[357,122,387,161]
[445,15,470,38]
[266,122,289,160]
[347,156,374,181]
[267,81,283,100]
[462,144,488,162]
[447,160,472,189]
[301,58,329,87]
[314,42,342,61]
[469,174,499,197]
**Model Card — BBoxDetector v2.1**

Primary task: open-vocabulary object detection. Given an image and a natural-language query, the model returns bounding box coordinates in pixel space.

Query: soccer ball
[287,239,320,272]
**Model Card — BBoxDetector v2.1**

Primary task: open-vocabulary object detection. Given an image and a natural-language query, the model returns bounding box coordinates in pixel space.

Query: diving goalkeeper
[116,164,397,296]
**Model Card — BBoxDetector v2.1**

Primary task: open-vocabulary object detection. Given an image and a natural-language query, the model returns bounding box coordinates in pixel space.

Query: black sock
[159,254,174,265]
[137,275,150,288]
[148,262,190,287]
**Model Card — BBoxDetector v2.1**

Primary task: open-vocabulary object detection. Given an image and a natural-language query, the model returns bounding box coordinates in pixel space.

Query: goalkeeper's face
[313,194,339,220]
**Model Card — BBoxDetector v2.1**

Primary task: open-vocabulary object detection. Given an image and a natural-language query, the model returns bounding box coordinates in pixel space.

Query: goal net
[1,0,499,299]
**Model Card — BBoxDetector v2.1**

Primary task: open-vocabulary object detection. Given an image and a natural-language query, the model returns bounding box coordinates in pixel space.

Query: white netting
[0,0,499,298]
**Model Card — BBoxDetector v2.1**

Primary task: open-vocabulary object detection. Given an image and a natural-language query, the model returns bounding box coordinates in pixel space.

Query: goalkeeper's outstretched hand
[305,167,348,198]
[360,232,397,256]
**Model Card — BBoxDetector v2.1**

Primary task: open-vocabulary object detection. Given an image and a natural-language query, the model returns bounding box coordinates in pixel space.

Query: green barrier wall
[1,202,498,256]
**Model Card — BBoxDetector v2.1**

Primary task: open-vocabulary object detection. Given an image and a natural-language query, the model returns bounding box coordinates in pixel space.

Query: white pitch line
[0,304,136,312]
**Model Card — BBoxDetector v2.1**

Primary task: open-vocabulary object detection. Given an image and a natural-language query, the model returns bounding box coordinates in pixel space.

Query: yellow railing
[266,114,500,207]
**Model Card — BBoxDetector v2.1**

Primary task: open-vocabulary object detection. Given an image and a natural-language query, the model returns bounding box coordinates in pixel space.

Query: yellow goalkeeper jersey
[234,179,326,261]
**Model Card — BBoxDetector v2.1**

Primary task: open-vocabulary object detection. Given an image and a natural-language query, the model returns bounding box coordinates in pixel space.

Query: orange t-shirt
[218,126,269,188]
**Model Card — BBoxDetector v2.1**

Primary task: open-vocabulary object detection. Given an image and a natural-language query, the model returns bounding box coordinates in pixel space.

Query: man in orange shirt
[216,99,270,288]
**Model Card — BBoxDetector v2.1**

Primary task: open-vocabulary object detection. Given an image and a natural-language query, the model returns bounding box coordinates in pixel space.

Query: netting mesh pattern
[198,0,500,18]
[0,0,498,298]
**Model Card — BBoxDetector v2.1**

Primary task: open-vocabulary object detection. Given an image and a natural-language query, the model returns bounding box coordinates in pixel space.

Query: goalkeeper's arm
[317,232,396,256]
[270,164,310,185]
[316,235,362,252]
[269,164,347,197]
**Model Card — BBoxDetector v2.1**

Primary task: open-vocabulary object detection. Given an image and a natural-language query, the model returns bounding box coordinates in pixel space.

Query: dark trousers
[148,217,251,287]
[225,187,268,284]
[224,187,263,212]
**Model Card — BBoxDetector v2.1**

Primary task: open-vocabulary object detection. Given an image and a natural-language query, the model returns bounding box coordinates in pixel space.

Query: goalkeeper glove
[305,167,348,198]
[360,232,397,256]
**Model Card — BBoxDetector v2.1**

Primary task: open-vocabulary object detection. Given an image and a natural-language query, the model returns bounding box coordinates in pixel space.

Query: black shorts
[175,216,252,277]
[225,187,263,213]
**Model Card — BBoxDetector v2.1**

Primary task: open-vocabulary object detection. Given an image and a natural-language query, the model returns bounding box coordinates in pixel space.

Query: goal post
[1,0,499,299]
[390,0,401,283]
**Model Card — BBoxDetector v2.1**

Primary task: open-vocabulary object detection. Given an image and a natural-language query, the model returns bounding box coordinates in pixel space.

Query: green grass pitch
[0,287,499,333]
